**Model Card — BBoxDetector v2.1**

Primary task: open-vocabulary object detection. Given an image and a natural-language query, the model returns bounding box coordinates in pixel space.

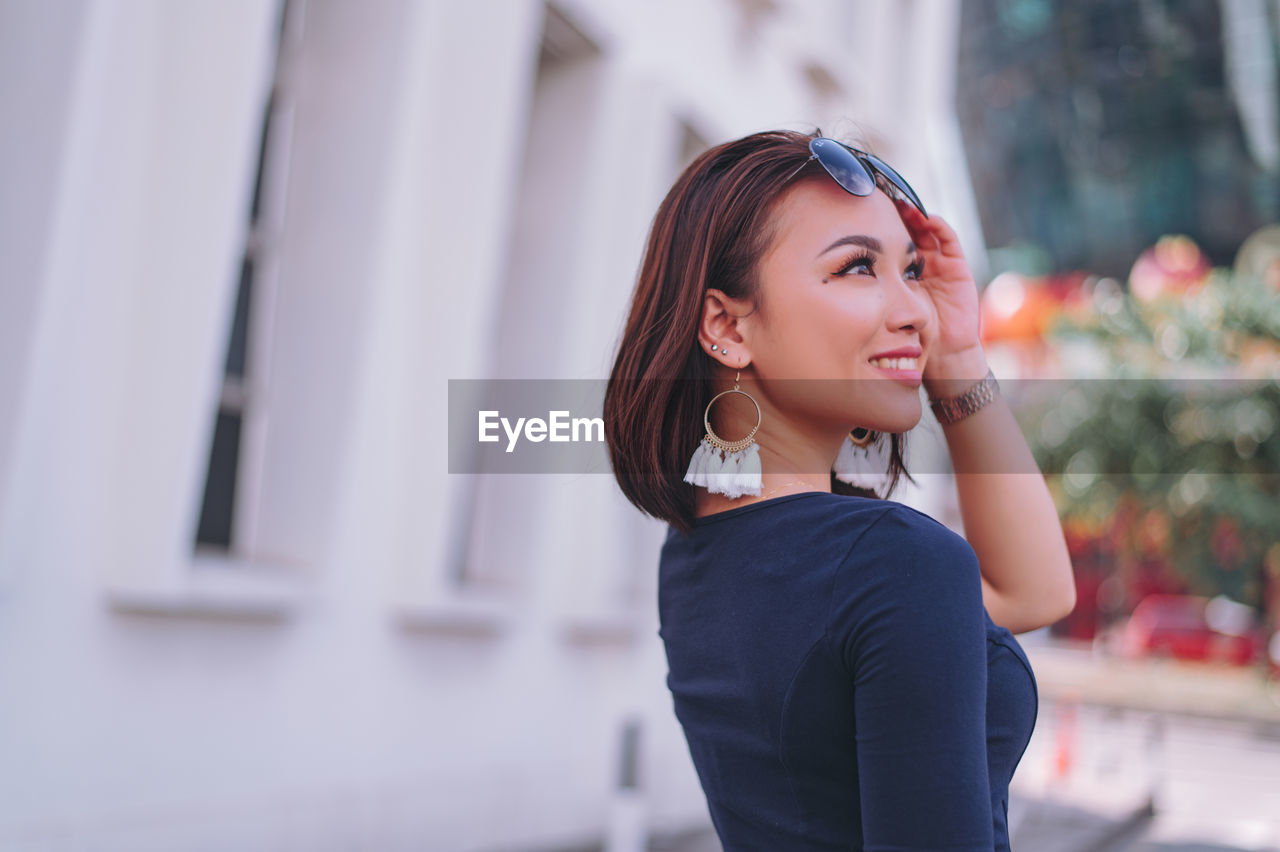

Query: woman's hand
[895,200,988,392]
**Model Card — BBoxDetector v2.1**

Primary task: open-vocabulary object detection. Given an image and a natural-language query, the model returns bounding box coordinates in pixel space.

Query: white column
[0,0,91,565]
[329,0,545,607]
[0,0,278,592]
[909,0,989,283]
[246,0,423,573]
[539,66,683,625]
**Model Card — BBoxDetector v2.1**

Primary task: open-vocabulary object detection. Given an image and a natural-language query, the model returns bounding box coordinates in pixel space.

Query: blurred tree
[1019,253,1279,650]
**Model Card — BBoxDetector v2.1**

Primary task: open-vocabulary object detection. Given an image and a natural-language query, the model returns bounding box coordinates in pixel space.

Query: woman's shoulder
[856,499,970,547]
[781,493,969,554]
[667,492,891,550]
[661,493,979,577]
[825,501,984,661]
[666,492,963,548]
[833,499,980,592]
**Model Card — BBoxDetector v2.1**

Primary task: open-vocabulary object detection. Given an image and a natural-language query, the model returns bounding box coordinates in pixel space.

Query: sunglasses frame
[788,137,929,219]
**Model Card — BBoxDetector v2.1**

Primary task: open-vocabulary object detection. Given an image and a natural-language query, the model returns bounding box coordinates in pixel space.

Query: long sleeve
[826,506,994,851]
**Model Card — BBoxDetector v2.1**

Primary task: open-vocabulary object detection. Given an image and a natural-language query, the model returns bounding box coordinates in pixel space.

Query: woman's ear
[697,288,754,368]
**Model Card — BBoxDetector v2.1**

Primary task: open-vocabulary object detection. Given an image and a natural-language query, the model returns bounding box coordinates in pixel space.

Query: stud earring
[683,370,763,499]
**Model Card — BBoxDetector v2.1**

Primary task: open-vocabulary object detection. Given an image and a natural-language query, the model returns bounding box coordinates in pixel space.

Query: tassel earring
[833,427,890,495]
[684,370,763,499]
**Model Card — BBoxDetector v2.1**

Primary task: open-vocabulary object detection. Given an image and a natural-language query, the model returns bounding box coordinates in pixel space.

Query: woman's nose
[885,275,931,333]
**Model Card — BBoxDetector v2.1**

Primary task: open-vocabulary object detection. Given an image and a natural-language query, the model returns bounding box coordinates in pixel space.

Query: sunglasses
[788,137,928,218]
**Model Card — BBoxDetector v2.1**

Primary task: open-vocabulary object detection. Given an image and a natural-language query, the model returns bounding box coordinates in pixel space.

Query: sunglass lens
[810,138,874,197]
[863,153,928,218]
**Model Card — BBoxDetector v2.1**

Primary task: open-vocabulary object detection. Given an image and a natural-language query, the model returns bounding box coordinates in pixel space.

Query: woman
[603,129,1075,850]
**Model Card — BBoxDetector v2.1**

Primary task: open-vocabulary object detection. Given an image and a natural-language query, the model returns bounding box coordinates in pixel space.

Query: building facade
[0,1,972,848]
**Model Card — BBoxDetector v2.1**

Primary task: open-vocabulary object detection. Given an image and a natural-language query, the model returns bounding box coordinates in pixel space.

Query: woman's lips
[868,356,923,385]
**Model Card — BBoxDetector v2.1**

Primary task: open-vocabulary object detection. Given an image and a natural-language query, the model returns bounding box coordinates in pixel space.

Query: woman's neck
[692,472,831,518]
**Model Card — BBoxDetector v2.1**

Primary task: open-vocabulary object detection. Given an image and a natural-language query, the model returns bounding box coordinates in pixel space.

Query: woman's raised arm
[925,344,1077,634]
[898,200,1076,634]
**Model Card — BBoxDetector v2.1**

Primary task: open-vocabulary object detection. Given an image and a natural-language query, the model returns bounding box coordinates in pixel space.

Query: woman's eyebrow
[817,235,918,258]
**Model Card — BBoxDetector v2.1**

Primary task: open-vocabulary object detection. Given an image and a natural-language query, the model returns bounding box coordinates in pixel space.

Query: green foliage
[1021,268,1280,607]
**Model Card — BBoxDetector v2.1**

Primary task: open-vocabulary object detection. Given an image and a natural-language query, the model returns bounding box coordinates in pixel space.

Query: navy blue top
[658,492,1038,851]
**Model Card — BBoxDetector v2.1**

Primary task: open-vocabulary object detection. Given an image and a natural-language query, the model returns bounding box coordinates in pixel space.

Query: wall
[0,1,970,848]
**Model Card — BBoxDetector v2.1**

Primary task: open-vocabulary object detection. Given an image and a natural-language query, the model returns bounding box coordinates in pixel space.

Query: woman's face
[746,177,937,434]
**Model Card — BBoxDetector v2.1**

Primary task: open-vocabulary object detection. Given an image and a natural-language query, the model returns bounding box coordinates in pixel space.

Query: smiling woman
[731,175,935,458]
[603,128,1074,850]
[604,131,921,530]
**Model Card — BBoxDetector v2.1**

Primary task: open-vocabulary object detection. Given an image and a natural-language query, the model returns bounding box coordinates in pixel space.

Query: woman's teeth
[870,357,919,370]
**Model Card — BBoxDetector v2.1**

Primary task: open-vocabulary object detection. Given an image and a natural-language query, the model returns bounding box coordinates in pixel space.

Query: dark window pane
[195,410,243,548]
[275,0,290,45]
[224,258,252,379]
[248,92,275,226]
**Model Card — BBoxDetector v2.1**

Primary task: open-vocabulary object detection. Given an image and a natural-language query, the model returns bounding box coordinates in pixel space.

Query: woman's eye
[836,254,875,276]
[834,254,925,280]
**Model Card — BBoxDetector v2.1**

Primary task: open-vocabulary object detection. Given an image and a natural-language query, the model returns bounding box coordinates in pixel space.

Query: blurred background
[1,0,1278,850]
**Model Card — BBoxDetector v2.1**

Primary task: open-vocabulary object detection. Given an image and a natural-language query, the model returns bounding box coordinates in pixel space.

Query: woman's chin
[856,402,924,435]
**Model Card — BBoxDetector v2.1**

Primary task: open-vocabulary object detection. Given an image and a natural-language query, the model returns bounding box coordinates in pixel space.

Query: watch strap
[929,368,999,425]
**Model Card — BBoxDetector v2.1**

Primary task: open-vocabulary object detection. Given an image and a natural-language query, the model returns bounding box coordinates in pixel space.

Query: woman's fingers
[926,216,966,260]
[896,200,965,259]
[894,199,939,251]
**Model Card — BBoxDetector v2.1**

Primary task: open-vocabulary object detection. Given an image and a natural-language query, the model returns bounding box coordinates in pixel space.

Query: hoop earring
[833,428,889,495]
[683,370,763,499]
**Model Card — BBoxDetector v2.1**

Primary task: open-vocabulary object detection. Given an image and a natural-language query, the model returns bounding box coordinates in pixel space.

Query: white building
[0,1,976,848]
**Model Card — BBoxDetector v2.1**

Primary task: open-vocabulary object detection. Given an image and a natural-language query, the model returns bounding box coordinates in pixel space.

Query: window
[195,0,302,554]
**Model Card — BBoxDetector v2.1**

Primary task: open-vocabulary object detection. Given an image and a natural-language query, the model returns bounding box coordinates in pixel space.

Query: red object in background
[979,270,1094,345]
[1128,235,1211,301]
[1052,693,1080,780]
[1049,533,1105,642]
[1119,594,1263,665]
[980,272,1058,343]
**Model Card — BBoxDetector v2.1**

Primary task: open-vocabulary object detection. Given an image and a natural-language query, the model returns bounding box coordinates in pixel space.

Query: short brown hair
[603,129,912,534]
